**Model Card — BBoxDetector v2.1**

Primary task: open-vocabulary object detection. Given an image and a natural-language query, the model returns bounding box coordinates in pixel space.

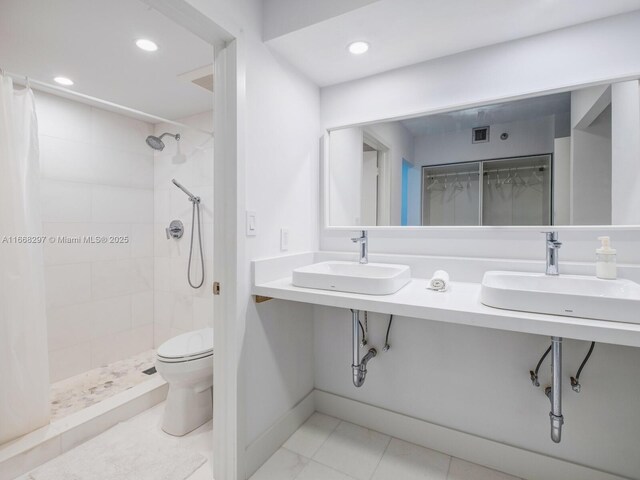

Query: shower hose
[188,199,205,289]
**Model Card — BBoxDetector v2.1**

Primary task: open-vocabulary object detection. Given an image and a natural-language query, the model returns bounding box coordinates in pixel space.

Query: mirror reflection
[328,80,640,227]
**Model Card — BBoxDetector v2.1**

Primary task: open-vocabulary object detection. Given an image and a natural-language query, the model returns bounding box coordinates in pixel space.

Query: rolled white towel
[428,270,450,291]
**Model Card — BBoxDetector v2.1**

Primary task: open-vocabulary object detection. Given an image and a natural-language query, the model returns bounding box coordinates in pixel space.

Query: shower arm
[172,179,200,203]
[160,132,181,141]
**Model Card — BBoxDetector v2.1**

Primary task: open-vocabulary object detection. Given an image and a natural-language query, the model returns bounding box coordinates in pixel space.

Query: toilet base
[162,384,213,436]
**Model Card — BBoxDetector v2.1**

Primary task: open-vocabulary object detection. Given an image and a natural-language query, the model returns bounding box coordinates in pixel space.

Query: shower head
[145,132,181,151]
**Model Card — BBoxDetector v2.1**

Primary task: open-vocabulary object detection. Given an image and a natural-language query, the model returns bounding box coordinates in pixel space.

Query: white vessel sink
[481,271,640,324]
[292,261,411,295]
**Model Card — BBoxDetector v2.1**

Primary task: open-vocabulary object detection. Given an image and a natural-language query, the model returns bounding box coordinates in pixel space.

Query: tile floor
[251,413,522,480]
[50,350,157,421]
[19,401,212,480]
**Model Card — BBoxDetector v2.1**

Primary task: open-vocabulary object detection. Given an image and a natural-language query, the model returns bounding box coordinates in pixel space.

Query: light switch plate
[280,228,289,251]
[246,211,257,236]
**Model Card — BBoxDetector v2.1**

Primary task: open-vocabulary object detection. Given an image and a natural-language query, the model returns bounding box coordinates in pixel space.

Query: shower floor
[50,350,157,421]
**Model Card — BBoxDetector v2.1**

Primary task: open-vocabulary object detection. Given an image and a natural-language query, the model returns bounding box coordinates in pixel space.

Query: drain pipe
[545,336,564,443]
[351,309,377,387]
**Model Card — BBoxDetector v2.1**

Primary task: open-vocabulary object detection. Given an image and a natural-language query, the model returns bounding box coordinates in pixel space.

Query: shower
[172,179,205,289]
[146,132,180,151]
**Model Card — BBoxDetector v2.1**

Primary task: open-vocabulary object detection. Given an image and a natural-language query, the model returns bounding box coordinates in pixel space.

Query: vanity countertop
[253,276,640,347]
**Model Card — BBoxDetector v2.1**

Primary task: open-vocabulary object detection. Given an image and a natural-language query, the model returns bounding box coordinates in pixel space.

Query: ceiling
[401,92,571,137]
[0,0,214,120]
[265,0,640,86]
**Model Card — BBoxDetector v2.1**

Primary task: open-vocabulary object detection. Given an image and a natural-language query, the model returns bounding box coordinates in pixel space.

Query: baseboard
[314,389,631,480]
[0,377,167,480]
[244,390,315,479]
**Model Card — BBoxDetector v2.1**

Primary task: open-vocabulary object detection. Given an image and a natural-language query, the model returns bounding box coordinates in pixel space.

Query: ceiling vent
[472,126,489,144]
[178,65,214,92]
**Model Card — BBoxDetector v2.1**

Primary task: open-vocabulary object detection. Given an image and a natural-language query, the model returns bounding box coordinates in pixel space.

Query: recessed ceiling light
[136,38,158,52]
[348,41,369,55]
[53,76,74,86]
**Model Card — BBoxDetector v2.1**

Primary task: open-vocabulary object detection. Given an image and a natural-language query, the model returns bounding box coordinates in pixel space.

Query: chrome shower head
[145,132,180,151]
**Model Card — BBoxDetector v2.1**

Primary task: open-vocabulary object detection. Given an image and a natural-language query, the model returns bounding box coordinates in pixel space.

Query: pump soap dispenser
[596,236,617,280]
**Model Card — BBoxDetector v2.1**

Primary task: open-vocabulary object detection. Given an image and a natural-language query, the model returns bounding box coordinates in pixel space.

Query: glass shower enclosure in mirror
[327,79,639,227]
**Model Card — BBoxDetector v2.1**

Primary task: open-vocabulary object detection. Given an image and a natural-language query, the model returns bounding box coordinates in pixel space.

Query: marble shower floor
[49,350,157,421]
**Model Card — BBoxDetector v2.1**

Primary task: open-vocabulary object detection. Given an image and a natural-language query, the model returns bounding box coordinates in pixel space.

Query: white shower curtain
[0,74,50,444]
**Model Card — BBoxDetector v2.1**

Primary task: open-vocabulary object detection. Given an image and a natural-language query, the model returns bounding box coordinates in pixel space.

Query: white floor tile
[447,458,520,480]
[249,448,309,480]
[187,463,213,480]
[312,422,390,480]
[283,413,341,458]
[296,460,358,480]
[372,438,450,480]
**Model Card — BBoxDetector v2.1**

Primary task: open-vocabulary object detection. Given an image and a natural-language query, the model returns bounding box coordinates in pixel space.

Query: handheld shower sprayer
[172,179,200,204]
[171,178,205,289]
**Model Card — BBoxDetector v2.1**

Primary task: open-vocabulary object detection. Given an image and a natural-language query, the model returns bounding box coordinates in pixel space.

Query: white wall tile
[40,180,92,223]
[130,257,154,293]
[91,147,134,187]
[131,291,154,327]
[130,224,154,258]
[36,92,91,142]
[91,296,132,338]
[49,343,92,382]
[45,263,92,308]
[91,186,153,223]
[193,296,214,329]
[42,223,94,265]
[39,94,156,378]
[39,136,94,183]
[91,259,133,299]
[89,223,132,261]
[47,303,94,351]
[90,107,152,156]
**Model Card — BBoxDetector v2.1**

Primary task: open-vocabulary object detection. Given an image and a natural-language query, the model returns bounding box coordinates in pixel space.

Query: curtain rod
[1,70,214,137]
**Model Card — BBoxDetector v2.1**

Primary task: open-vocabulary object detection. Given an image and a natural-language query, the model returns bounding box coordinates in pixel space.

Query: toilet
[155,327,213,436]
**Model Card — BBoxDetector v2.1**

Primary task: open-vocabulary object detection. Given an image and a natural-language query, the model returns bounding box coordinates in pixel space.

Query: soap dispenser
[596,236,617,280]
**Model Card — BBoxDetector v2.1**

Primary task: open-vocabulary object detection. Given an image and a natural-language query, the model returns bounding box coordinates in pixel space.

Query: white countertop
[253,276,640,347]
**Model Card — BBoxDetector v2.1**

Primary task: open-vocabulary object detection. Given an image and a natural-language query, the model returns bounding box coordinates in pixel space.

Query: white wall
[321,11,640,129]
[317,11,640,478]
[153,111,214,347]
[329,121,414,226]
[329,127,363,225]
[554,137,571,225]
[37,92,155,382]
[611,80,640,225]
[570,86,612,225]
[313,304,640,479]
[409,116,556,225]
[413,117,555,167]
[184,3,321,478]
[366,121,414,225]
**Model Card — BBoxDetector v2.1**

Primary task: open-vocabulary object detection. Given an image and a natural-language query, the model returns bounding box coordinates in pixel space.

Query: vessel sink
[481,271,640,323]
[292,261,411,295]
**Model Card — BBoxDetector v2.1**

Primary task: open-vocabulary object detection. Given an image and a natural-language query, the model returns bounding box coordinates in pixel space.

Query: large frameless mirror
[326,79,640,227]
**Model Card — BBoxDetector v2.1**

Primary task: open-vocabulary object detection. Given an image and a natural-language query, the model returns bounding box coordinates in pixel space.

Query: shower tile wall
[37,92,155,382]
[153,111,214,347]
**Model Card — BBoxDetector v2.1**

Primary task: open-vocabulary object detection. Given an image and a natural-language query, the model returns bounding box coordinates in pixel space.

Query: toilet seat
[157,327,213,363]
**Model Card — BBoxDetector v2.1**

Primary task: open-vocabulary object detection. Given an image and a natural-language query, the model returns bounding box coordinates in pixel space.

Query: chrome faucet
[543,232,562,276]
[351,230,368,264]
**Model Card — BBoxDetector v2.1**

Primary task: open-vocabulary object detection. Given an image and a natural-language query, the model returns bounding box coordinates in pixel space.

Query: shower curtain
[0,74,50,444]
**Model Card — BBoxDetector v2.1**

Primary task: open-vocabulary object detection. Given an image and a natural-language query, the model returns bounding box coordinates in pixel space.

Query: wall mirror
[326,79,640,228]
